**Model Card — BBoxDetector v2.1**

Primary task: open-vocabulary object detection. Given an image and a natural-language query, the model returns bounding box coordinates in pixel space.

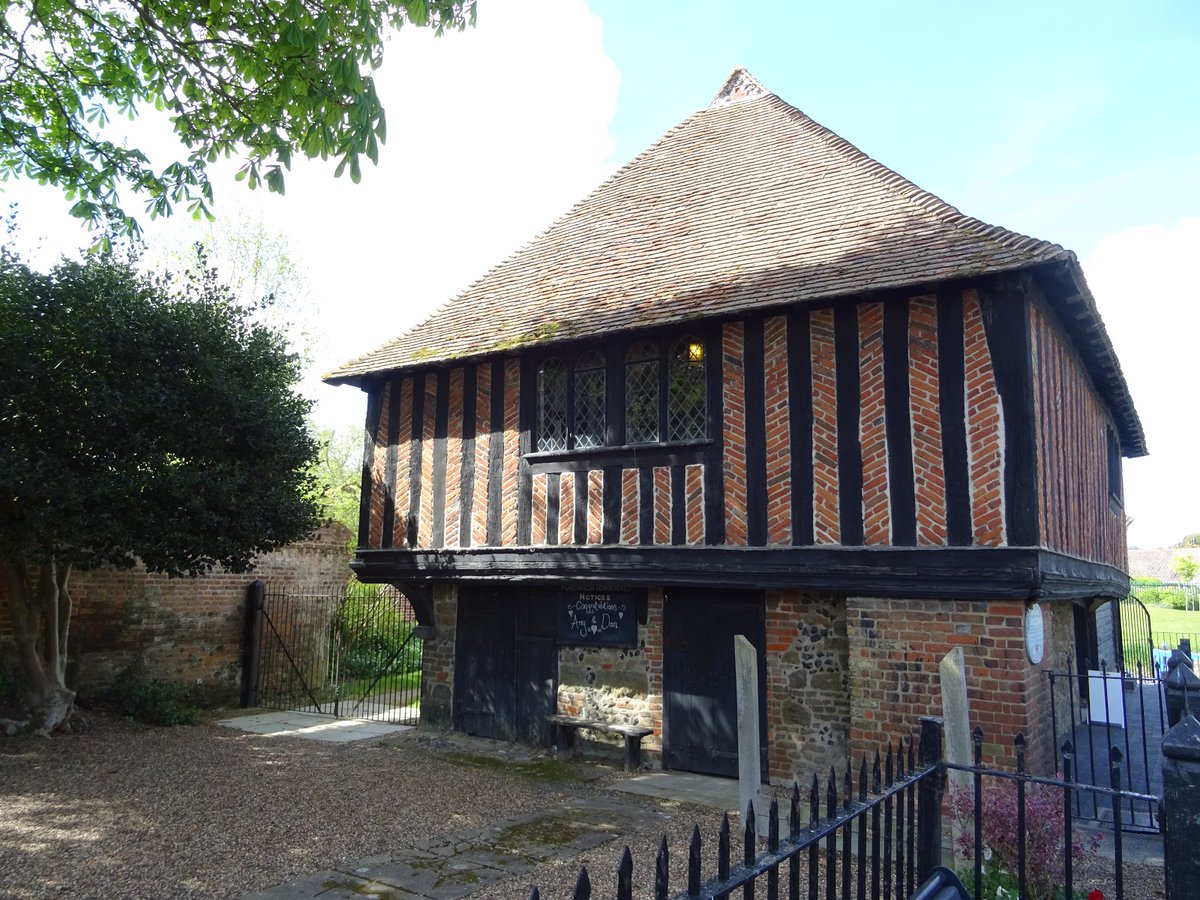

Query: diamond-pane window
[625,342,659,444]
[573,351,606,448]
[537,358,567,451]
[668,337,706,440]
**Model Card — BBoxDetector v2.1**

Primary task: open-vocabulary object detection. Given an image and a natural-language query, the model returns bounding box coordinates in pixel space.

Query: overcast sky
[5,0,1197,549]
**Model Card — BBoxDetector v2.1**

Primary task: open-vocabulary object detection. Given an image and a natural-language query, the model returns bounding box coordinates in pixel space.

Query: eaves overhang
[350,545,1130,602]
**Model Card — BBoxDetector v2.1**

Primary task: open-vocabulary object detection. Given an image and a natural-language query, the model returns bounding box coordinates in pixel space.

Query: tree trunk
[1,557,75,735]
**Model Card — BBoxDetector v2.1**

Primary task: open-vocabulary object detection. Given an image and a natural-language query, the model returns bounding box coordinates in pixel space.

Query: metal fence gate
[1046,658,1164,832]
[241,580,422,725]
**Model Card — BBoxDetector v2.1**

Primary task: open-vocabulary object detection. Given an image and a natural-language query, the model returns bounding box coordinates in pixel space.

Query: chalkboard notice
[558,589,639,647]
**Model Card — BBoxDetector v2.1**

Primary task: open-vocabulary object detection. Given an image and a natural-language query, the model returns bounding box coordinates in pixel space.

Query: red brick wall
[764,315,792,545]
[847,597,1061,770]
[722,322,749,545]
[859,302,890,545]
[531,472,548,544]
[621,468,639,545]
[653,466,671,545]
[0,525,353,702]
[471,363,492,547]
[963,290,1006,545]
[588,469,604,545]
[392,377,415,547]
[559,472,575,545]
[909,298,947,545]
[685,464,705,546]
[367,382,391,548]
[811,309,841,543]
[501,358,521,545]
[444,368,465,546]
[417,373,438,547]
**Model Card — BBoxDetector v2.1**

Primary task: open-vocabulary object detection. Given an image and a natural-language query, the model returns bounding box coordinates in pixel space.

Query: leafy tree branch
[0,0,475,241]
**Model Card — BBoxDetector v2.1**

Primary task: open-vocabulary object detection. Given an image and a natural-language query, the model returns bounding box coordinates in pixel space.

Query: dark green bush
[109,669,200,726]
[336,590,421,678]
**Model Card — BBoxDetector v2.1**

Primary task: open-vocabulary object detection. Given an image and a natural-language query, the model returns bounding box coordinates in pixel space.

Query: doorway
[663,589,767,777]
[453,587,558,745]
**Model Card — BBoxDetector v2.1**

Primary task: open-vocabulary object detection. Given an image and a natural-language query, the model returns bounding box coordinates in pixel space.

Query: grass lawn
[1144,604,1200,636]
[314,669,420,702]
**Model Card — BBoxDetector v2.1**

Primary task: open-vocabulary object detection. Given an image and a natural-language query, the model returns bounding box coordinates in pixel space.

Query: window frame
[528,331,712,459]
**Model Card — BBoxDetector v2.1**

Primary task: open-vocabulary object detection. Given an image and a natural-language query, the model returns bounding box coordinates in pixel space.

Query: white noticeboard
[1087,670,1126,727]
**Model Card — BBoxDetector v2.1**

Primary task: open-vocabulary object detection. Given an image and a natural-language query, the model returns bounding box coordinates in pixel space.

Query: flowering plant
[949,780,1102,900]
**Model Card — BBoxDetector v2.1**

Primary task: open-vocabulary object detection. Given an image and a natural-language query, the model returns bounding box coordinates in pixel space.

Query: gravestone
[940,647,972,866]
[735,635,769,836]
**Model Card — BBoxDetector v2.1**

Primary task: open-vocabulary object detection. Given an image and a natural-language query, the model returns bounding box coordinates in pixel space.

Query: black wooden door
[453,592,517,741]
[453,589,557,744]
[663,590,766,777]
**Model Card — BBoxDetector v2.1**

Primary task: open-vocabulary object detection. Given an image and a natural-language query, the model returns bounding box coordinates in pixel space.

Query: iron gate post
[916,716,946,883]
[1162,714,1200,898]
[241,580,265,708]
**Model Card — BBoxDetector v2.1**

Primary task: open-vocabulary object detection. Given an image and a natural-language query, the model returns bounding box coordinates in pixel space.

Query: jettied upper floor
[325,68,1146,608]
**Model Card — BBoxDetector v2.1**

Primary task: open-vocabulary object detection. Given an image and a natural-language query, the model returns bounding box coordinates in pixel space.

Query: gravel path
[0,712,1166,899]
[0,712,729,899]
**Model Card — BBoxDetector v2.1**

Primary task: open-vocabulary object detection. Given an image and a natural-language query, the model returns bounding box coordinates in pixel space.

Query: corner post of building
[240,580,265,708]
[1162,713,1200,898]
[916,715,946,882]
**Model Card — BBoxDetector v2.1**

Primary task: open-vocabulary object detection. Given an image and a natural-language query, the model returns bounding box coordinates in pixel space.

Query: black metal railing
[243,581,422,724]
[1046,657,1164,831]
[529,719,1159,900]
[945,729,1157,900]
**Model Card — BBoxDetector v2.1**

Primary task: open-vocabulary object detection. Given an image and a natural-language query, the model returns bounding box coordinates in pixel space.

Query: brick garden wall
[846,596,1074,773]
[0,524,352,704]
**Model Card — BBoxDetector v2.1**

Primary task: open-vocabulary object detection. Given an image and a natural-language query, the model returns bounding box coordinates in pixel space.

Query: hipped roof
[327,68,1145,457]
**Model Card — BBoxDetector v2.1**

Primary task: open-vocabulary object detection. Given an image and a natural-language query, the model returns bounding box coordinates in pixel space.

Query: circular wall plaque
[1025,602,1045,665]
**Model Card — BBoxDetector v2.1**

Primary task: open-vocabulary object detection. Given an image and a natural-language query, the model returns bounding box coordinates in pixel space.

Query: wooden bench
[548,714,653,772]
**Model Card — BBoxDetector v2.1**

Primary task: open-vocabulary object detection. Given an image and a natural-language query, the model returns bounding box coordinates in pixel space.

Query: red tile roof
[327,68,1145,456]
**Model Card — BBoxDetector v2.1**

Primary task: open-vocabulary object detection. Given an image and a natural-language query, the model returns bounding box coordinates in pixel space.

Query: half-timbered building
[326,69,1145,778]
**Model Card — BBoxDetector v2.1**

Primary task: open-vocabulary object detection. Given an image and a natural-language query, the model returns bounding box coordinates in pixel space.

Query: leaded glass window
[573,351,606,449]
[625,341,660,444]
[668,337,706,440]
[536,358,567,451]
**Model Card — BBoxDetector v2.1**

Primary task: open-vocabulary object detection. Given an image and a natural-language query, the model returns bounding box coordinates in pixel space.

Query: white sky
[2,0,1193,550]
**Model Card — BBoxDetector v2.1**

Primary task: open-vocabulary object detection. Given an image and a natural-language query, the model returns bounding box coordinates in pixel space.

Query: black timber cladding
[744,317,767,546]
[351,546,1130,601]
[936,288,972,546]
[981,280,1041,547]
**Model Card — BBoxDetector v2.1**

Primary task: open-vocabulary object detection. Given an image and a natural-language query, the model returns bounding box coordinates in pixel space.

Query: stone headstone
[735,634,768,836]
[940,647,972,866]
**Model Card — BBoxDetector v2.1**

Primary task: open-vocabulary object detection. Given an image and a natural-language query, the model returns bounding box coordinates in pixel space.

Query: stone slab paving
[216,710,414,743]
[242,797,668,899]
